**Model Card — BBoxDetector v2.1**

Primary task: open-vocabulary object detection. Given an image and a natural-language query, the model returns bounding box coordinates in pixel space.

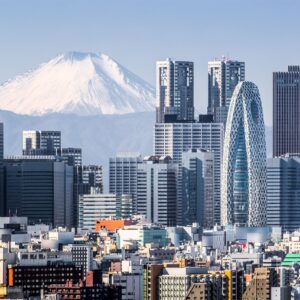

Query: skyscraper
[267,154,300,232]
[137,156,177,226]
[22,130,61,155]
[221,81,267,227]
[156,59,194,123]
[182,149,214,228]
[154,122,224,225]
[109,153,142,213]
[208,58,245,123]
[4,156,73,227]
[273,66,300,157]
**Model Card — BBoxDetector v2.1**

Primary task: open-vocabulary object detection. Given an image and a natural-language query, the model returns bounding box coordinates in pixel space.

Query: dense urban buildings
[221,81,267,227]
[181,149,214,228]
[156,59,194,123]
[137,156,177,226]
[82,164,103,192]
[267,154,300,232]
[207,58,245,123]
[154,122,224,225]
[0,123,3,216]
[273,66,300,157]
[22,130,61,155]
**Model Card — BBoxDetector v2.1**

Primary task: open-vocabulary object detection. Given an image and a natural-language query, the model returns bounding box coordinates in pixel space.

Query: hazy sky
[1,0,300,125]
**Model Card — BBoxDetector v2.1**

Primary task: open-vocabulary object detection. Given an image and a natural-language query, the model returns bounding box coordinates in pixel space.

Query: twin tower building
[155,58,267,228]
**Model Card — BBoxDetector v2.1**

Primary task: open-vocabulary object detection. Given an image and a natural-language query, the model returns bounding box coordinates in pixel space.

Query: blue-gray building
[181,149,214,228]
[267,155,300,232]
[4,156,73,228]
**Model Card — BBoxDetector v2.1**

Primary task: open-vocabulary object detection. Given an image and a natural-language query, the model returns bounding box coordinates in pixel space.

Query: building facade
[4,156,73,227]
[154,122,224,225]
[273,66,300,157]
[267,155,300,232]
[208,58,245,123]
[181,149,214,228]
[22,130,61,155]
[156,60,194,123]
[109,153,142,213]
[137,156,177,226]
[221,81,267,227]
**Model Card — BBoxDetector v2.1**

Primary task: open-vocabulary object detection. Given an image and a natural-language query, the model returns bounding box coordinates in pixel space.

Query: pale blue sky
[1,0,299,125]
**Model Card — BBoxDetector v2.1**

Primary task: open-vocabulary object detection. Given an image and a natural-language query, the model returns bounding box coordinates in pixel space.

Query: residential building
[182,149,214,228]
[137,156,177,226]
[156,59,194,123]
[221,81,267,227]
[273,66,300,157]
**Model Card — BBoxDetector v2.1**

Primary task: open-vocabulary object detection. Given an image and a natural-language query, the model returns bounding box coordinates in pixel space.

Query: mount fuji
[0,51,155,116]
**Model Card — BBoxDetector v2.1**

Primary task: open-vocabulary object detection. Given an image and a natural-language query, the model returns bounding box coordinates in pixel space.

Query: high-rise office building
[137,156,178,226]
[208,58,245,123]
[221,81,267,227]
[78,192,119,230]
[109,153,142,213]
[154,122,224,225]
[273,66,300,157]
[156,59,194,123]
[59,147,82,167]
[22,130,61,155]
[82,165,103,193]
[4,156,73,227]
[267,155,300,232]
[182,149,214,228]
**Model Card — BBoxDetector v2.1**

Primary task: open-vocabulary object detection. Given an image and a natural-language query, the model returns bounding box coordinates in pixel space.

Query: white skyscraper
[208,58,245,123]
[221,81,267,227]
[156,59,194,123]
[154,122,224,225]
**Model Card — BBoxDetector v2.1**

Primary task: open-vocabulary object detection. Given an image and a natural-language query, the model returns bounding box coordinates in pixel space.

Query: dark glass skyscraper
[273,66,300,157]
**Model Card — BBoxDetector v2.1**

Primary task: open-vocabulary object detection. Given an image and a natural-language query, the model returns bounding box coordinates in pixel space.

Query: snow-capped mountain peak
[0,51,155,116]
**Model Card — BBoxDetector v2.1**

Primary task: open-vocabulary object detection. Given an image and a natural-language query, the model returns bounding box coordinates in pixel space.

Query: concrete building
[182,149,214,228]
[63,244,93,276]
[221,81,267,227]
[207,58,245,123]
[267,155,300,232]
[109,152,142,213]
[81,165,103,193]
[242,268,277,300]
[0,123,4,216]
[156,59,194,123]
[4,156,73,228]
[273,66,300,157]
[117,225,168,249]
[137,156,177,226]
[78,192,118,230]
[154,122,224,225]
[59,147,82,167]
[22,130,61,155]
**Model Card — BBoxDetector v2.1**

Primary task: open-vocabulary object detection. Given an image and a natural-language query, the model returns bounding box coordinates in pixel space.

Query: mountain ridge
[0,51,155,116]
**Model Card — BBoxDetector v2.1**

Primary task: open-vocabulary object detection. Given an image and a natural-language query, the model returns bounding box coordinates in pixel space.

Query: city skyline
[1,0,300,126]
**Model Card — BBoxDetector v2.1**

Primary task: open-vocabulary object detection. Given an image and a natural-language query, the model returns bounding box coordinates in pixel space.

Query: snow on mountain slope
[0,52,155,116]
